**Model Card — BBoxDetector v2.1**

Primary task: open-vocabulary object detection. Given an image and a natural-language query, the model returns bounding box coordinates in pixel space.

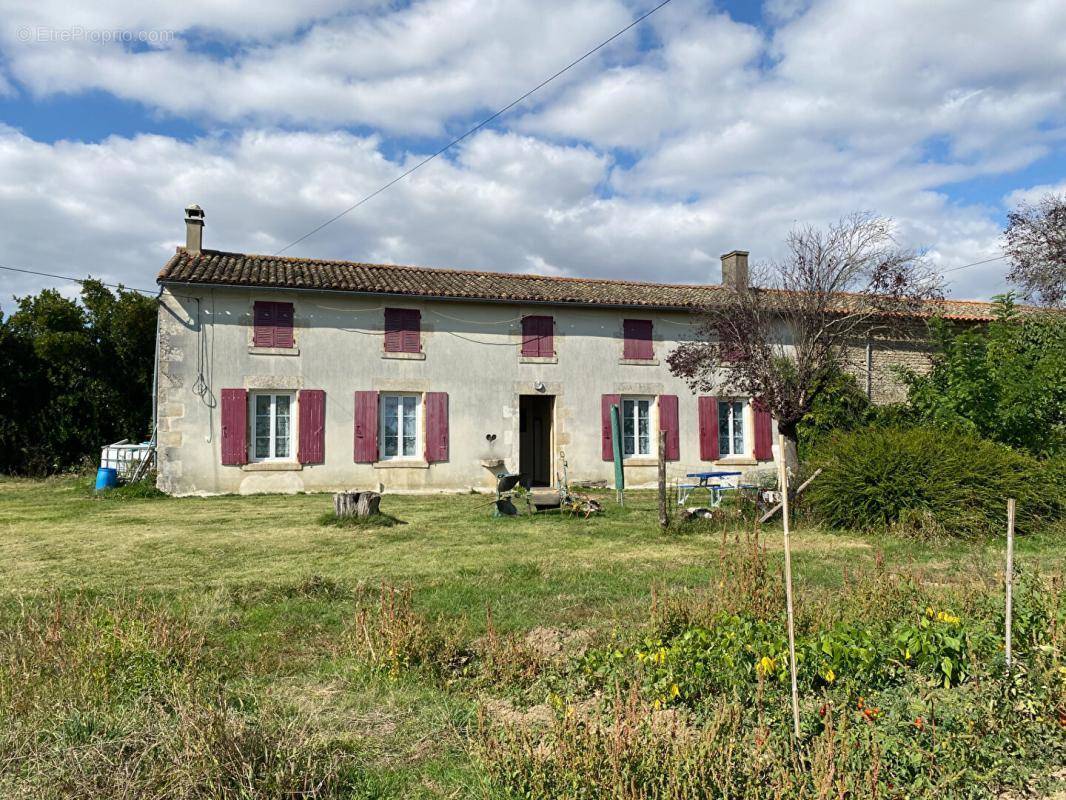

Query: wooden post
[657,430,668,529]
[1005,498,1015,671]
[777,434,801,740]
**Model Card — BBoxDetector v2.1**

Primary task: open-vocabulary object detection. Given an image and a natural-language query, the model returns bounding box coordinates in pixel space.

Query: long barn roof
[158,247,1010,321]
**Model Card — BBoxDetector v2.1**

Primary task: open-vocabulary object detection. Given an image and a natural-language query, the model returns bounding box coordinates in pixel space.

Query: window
[384,308,421,353]
[621,397,652,458]
[622,319,654,360]
[379,393,421,459]
[717,400,746,457]
[253,302,294,349]
[251,392,294,461]
[521,315,554,357]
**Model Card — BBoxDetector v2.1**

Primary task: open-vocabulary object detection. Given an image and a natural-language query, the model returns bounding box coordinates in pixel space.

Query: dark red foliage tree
[1004,193,1066,308]
[667,214,942,475]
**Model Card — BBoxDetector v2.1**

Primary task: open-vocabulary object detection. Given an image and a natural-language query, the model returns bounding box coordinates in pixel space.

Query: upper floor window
[621,396,652,458]
[380,393,421,459]
[384,308,421,354]
[521,315,554,358]
[718,400,746,457]
[622,319,654,360]
[253,302,295,349]
[251,392,293,461]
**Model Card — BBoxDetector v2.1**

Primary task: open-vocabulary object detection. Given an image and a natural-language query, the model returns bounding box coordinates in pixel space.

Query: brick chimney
[720,250,749,291]
[184,204,205,254]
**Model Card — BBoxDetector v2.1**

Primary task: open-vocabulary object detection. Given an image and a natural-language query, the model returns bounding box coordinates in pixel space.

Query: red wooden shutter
[253,302,276,348]
[274,303,294,349]
[623,319,653,359]
[753,399,774,461]
[424,392,449,462]
[220,388,248,465]
[297,389,325,464]
[354,390,379,462]
[521,316,538,356]
[538,316,554,356]
[402,310,421,354]
[698,396,719,461]
[601,394,620,461]
[384,309,403,352]
[659,395,680,461]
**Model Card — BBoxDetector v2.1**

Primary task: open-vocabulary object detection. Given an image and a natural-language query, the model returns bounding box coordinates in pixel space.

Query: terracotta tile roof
[157,248,1006,321]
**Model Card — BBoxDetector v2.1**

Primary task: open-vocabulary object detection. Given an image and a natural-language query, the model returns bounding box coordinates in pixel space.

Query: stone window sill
[618,358,659,366]
[714,457,757,466]
[373,459,429,469]
[519,355,558,364]
[382,351,426,360]
[242,461,303,471]
[623,457,658,467]
[248,346,300,356]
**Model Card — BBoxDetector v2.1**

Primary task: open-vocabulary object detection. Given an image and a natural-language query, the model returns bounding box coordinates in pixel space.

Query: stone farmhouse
[154,206,1002,496]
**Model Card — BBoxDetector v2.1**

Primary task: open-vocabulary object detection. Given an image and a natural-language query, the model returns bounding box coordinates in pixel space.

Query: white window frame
[249,391,296,462]
[379,393,422,461]
[621,395,654,459]
[717,399,748,458]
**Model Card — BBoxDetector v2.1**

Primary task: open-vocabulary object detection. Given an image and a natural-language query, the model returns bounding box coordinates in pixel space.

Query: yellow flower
[936,611,960,625]
[757,656,776,675]
[670,683,681,698]
[824,668,836,684]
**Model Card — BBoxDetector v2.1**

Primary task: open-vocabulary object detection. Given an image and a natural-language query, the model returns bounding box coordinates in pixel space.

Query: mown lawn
[1,476,1063,798]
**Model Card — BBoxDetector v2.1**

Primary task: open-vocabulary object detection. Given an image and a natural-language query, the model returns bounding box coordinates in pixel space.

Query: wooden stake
[657,430,668,529]
[777,434,801,740]
[1005,497,1015,671]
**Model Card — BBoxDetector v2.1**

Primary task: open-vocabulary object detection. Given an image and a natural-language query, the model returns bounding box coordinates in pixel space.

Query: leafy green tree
[0,281,157,474]
[903,294,1066,456]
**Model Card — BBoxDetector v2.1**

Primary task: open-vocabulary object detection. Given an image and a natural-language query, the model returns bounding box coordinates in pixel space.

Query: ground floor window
[718,399,746,456]
[380,394,421,459]
[251,392,293,461]
[621,396,652,458]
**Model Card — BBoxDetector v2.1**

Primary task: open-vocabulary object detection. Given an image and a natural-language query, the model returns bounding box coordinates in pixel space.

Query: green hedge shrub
[807,427,1063,538]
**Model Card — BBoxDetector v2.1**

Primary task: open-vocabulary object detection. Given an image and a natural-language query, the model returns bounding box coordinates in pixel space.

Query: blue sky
[0,0,1064,302]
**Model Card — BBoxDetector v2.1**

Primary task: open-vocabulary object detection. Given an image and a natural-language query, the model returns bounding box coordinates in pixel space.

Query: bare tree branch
[667,213,942,473]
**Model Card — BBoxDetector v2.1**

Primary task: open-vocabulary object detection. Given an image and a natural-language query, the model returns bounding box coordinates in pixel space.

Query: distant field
[0,476,1062,798]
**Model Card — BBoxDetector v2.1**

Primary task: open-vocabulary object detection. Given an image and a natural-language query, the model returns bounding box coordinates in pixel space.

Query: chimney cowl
[184,204,205,254]
[720,250,749,291]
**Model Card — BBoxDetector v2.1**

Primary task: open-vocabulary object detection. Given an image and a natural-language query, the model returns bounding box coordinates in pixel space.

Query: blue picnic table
[678,470,744,507]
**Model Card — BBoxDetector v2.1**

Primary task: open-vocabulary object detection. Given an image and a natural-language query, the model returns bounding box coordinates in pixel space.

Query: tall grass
[0,595,366,798]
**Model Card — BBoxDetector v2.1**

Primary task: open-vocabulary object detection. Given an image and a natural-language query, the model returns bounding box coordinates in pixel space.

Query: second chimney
[184,204,205,254]
[720,250,749,291]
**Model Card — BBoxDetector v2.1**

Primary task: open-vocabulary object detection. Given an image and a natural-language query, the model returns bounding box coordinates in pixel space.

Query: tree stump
[333,491,381,518]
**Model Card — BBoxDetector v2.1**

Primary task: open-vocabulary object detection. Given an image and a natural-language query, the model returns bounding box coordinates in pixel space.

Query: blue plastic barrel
[95,467,118,491]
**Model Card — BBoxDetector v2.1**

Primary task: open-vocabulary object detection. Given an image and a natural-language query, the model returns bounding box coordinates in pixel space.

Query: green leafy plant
[806,426,1062,538]
[903,296,1066,456]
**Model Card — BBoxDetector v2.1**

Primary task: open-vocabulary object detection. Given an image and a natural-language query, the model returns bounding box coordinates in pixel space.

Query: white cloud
[1,0,1063,305]
[0,0,634,133]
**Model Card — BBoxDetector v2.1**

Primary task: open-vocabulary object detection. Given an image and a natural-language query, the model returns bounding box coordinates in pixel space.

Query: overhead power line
[940,254,1006,274]
[0,263,158,296]
[272,0,677,256]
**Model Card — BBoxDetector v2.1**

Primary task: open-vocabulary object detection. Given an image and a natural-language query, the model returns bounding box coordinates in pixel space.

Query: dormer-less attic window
[384,308,421,354]
[253,302,294,349]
